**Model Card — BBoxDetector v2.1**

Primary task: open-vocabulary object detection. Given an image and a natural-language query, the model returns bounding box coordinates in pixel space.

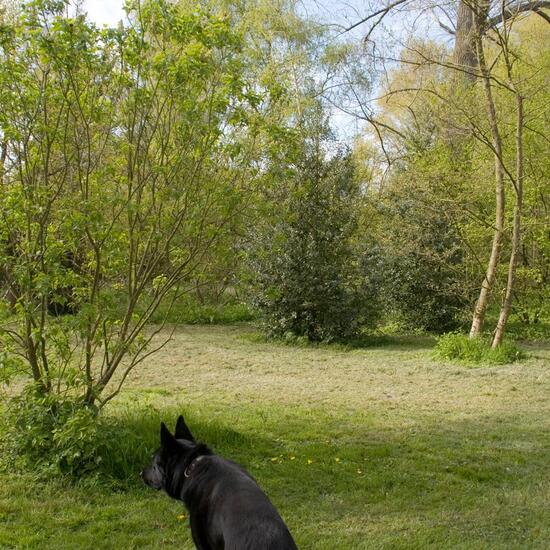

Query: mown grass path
[1,325,549,549]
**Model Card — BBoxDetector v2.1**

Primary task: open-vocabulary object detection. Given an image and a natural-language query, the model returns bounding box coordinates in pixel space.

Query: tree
[454,1,477,77]
[0,0,262,410]
[370,153,476,333]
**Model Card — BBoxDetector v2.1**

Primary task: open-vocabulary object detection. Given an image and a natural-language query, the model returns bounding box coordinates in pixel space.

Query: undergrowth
[107,290,255,325]
[0,393,247,488]
[434,332,525,364]
[0,390,162,485]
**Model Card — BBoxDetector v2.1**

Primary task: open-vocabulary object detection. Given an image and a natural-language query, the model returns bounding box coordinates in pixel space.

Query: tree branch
[486,1,550,28]
[341,0,411,35]
[533,6,550,23]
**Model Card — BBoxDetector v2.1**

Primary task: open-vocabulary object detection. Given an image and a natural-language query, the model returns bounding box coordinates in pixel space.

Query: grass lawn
[1,325,549,549]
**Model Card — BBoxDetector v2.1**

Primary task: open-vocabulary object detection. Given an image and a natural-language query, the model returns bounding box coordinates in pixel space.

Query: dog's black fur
[141,416,298,550]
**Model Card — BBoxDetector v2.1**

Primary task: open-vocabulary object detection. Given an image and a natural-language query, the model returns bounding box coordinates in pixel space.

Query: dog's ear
[174,415,195,442]
[160,422,179,450]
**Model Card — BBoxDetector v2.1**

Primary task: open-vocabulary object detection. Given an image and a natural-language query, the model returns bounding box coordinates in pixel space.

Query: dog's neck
[167,443,213,501]
[184,455,206,478]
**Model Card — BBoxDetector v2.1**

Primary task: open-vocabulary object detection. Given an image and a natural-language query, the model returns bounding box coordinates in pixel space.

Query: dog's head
[141,415,197,493]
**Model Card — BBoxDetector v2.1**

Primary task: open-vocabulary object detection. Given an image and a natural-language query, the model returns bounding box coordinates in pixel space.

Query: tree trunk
[0,139,7,183]
[492,94,524,347]
[445,2,478,147]
[453,1,477,79]
[469,11,505,338]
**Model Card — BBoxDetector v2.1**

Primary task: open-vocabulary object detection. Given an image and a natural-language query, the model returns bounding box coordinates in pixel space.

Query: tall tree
[469,1,505,338]
[454,1,477,77]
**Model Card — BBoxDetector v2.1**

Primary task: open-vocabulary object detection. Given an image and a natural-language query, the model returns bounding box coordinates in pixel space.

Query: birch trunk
[492,94,524,347]
[469,11,506,338]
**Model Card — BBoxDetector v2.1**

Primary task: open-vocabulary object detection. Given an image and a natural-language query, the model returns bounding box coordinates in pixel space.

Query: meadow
[1,325,548,549]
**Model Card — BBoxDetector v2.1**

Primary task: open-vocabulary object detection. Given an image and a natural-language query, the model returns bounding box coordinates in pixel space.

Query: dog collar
[184,455,206,478]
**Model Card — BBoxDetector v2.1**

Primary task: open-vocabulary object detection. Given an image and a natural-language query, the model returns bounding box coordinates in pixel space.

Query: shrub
[502,316,550,342]
[376,189,474,334]
[0,389,162,483]
[1,388,104,477]
[434,333,525,364]
[247,151,380,343]
[0,0,262,432]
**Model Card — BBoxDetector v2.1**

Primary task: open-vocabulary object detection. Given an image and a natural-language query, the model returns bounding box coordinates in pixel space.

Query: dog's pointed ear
[160,422,178,450]
[174,415,195,442]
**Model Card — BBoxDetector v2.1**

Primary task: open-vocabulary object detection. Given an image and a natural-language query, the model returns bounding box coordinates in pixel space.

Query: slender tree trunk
[469,13,506,338]
[0,139,7,183]
[492,94,524,347]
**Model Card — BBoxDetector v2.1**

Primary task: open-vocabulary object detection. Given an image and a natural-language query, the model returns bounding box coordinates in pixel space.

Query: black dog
[142,416,298,550]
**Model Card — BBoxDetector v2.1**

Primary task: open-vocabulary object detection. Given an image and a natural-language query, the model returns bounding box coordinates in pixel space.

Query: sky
[82,0,124,27]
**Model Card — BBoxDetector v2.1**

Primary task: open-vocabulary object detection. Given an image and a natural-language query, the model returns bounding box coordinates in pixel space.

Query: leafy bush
[434,333,525,364]
[503,316,550,342]
[247,151,380,343]
[1,388,104,477]
[0,389,161,483]
[0,0,264,420]
[376,188,474,334]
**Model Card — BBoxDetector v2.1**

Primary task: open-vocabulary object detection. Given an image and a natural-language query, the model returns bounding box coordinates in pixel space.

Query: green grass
[1,325,549,549]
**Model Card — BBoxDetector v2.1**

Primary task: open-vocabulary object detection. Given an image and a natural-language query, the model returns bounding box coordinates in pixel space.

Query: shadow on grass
[237,331,437,352]
[2,396,548,549]
[100,399,549,510]
[97,404,263,486]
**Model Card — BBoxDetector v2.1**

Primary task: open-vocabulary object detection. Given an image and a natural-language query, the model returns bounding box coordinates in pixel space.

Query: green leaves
[247,150,378,342]
[0,0,269,417]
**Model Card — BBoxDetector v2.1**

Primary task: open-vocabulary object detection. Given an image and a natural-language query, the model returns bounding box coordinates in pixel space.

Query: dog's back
[183,456,298,550]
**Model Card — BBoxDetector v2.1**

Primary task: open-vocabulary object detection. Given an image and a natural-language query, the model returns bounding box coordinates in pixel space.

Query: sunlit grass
[1,325,549,549]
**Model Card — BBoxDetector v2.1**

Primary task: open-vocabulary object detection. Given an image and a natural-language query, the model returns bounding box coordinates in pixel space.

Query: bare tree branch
[486,1,550,28]
[533,6,550,23]
[341,0,411,35]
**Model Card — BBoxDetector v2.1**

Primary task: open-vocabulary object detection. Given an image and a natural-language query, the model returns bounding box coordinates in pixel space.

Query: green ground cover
[1,326,549,549]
